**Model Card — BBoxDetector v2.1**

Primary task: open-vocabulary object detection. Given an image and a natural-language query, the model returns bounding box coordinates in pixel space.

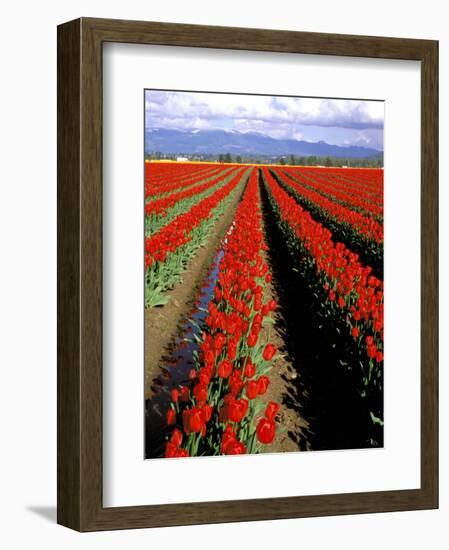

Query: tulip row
[282,167,383,220]
[273,169,383,243]
[262,167,383,417]
[269,169,383,278]
[294,166,383,198]
[145,169,249,307]
[145,162,219,198]
[145,167,238,236]
[322,169,384,203]
[164,168,281,458]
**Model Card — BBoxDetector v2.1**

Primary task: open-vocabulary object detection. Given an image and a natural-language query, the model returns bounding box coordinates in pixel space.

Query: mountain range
[145,128,382,159]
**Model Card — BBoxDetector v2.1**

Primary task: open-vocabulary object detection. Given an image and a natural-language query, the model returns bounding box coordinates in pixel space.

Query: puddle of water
[145,239,227,458]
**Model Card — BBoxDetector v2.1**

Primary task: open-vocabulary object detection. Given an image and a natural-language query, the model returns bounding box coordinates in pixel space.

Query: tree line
[146,151,383,168]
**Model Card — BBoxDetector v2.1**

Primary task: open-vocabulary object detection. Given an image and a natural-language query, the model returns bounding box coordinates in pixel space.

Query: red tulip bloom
[213,332,226,353]
[217,359,233,378]
[202,403,213,422]
[375,350,383,363]
[193,383,208,403]
[351,327,359,338]
[170,388,179,403]
[256,418,276,444]
[170,428,183,447]
[246,380,259,400]
[166,408,176,426]
[221,424,237,454]
[225,440,247,455]
[221,397,249,423]
[257,376,270,395]
[229,377,244,397]
[165,441,178,458]
[265,401,280,421]
[263,344,276,361]
[247,332,258,347]
[244,359,256,378]
[182,406,205,434]
[227,341,237,360]
[175,448,189,458]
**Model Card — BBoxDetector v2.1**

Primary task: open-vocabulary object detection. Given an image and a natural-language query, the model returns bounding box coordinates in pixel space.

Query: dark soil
[259,171,376,451]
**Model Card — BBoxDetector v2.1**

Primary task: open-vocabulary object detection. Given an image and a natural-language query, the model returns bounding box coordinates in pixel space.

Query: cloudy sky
[145,90,384,150]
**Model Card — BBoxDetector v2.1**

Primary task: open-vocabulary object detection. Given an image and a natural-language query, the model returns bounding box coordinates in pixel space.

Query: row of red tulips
[262,167,383,367]
[145,162,221,198]
[164,168,280,457]
[274,168,383,243]
[145,167,236,217]
[282,167,383,219]
[322,167,384,196]
[295,166,383,195]
[145,169,244,268]
[144,169,248,307]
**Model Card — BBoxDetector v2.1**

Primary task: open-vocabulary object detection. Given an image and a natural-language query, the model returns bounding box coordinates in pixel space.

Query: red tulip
[182,407,204,434]
[170,428,183,447]
[175,448,189,458]
[213,332,226,353]
[217,359,233,378]
[256,418,276,444]
[247,332,258,347]
[165,441,178,458]
[257,376,270,396]
[193,383,208,403]
[202,404,213,423]
[225,440,247,455]
[170,388,179,403]
[221,397,248,423]
[351,327,359,338]
[263,344,276,361]
[265,401,280,421]
[244,359,256,378]
[166,408,176,426]
[246,380,259,400]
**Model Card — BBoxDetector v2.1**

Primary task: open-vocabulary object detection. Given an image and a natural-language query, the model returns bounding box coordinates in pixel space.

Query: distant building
[176,156,188,162]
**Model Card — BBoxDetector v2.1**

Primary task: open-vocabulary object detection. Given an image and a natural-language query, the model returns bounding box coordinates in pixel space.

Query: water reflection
[145,245,226,458]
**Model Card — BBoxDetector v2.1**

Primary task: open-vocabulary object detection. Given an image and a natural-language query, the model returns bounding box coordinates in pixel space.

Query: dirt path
[256,183,312,454]
[144,177,248,399]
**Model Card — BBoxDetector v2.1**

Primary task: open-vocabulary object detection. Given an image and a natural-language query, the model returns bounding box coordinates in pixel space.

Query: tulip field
[144,161,384,459]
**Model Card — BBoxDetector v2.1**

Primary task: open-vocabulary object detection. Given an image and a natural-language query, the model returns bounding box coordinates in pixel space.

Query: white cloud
[145,90,384,149]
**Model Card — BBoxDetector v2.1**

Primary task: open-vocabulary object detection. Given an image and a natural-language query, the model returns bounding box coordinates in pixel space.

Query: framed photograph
[57,17,438,531]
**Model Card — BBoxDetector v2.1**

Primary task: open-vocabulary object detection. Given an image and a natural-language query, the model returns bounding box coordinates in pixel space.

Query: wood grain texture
[57,18,81,531]
[57,17,439,532]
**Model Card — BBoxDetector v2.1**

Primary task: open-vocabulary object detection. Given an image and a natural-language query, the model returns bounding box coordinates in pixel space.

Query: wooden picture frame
[57,17,438,531]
